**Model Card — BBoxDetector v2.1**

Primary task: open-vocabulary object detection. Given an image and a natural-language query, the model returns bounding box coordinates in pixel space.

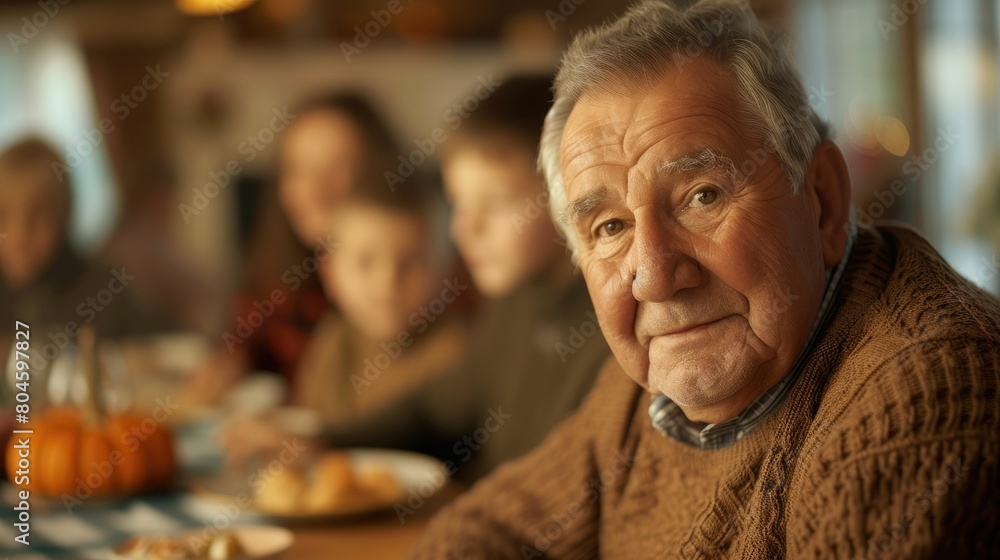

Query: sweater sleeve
[790,438,999,559]
[409,360,633,559]
[787,337,1000,559]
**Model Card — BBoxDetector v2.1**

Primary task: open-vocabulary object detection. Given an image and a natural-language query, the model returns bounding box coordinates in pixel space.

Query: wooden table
[285,483,462,559]
[288,513,429,558]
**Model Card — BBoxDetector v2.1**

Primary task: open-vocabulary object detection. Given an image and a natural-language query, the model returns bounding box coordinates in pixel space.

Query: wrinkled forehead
[559,57,749,181]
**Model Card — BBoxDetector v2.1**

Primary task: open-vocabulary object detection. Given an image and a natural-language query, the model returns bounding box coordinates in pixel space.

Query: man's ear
[804,140,852,268]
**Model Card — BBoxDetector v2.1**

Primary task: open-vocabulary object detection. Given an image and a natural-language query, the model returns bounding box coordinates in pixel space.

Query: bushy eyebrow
[564,148,745,230]
[657,147,744,185]
[565,185,614,229]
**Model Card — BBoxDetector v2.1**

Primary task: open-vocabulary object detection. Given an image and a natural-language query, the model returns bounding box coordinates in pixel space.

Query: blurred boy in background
[302,180,464,421]
[223,75,611,482]
[0,138,168,347]
[0,137,170,418]
[222,180,467,462]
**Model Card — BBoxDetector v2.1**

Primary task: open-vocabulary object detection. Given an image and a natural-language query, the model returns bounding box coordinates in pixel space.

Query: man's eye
[689,187,719,208]
[596,220,625,238]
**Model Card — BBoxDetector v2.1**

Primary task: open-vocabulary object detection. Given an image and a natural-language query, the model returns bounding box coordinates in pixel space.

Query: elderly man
[411,0,1000,558]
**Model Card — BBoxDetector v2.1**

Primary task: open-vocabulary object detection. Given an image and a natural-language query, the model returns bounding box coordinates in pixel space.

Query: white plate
[112,525,293,559]
[192,449,449,523]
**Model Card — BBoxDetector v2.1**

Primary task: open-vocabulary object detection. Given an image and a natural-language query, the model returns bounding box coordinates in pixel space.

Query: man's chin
[646,363,745,410]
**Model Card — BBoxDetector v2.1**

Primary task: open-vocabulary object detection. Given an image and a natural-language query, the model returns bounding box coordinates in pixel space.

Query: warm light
[261,0,310,24]
[175,0,257,17]
[848,95,872,132]
[874,115,910,156]
[502,11,559,63]
[845,96,880,153]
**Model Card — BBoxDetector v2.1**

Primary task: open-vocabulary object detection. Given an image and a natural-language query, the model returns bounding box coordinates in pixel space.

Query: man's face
[443,143,559,298]
[560,58,828,421]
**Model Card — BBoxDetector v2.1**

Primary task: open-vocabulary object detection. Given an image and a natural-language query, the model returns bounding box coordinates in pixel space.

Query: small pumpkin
[6,328,177,499]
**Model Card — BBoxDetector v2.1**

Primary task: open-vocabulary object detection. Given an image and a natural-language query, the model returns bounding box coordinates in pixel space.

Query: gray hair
[539,0,831,255]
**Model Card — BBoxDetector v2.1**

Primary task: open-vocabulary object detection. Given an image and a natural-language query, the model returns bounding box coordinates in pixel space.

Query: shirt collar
[648,220,858,449]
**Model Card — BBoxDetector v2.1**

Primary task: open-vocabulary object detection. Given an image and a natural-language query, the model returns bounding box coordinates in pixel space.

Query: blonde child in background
[296,179,465,423]
[221,179,467,465]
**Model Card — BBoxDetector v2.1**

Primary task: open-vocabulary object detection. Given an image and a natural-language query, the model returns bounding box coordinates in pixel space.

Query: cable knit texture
[409,224,1000,559]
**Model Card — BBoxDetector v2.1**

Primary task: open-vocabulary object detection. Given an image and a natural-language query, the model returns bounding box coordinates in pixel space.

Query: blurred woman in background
[185,92,407,403]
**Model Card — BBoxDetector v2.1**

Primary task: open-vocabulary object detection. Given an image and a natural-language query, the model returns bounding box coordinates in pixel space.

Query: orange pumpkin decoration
[6,328,177,499]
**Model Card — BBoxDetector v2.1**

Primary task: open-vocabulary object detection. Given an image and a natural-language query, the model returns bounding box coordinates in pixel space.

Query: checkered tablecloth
[0,492,270,559]
[0,419,263,559]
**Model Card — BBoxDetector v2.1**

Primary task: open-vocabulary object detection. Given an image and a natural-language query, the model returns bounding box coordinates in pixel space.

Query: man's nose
[629,217,701,302]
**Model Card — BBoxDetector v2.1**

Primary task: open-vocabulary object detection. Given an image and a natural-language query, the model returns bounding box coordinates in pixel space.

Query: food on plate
[303,452,358,511]
[355,467,406,502]
[207,534,245,560]
[252,468,306,514]
[252,451,406,514]
[116,532,245,559]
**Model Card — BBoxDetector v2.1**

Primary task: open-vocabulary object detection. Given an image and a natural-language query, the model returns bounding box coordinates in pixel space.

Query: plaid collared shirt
[648,221,858,450]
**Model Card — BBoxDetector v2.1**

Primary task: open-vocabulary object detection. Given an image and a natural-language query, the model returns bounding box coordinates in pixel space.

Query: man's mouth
[640,315,736,346]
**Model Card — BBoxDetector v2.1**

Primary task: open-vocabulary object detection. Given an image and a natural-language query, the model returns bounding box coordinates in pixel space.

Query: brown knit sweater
[410,224,1000,559]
